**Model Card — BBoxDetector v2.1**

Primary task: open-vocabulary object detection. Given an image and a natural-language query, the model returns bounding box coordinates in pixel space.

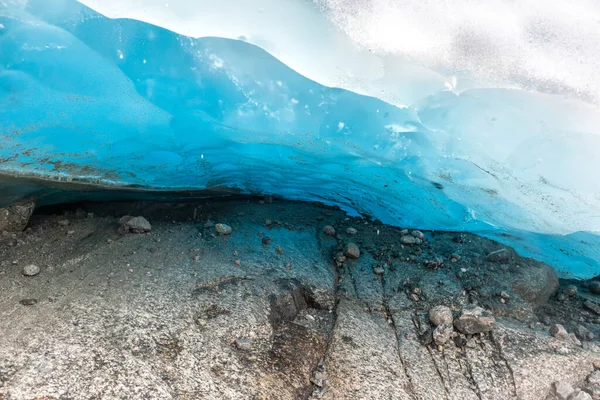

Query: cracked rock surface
[0,199,599,399]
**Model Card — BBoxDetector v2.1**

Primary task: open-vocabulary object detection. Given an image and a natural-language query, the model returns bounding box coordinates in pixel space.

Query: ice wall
[1,0,600,278]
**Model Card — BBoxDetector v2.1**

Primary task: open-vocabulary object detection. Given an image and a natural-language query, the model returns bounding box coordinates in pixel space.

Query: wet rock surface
[0,198,599,399]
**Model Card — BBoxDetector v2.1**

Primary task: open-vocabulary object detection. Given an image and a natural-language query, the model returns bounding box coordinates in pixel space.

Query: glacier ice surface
[1,0,600,278]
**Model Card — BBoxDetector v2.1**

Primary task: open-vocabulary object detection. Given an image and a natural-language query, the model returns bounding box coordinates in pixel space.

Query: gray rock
[401,235,421,245]
[215,223,232,235]
[344,243,360,259]
[19,298,38,306]
[549,324,569,340]
[0,201,35,232]
[453,305,495,334]
[22,264,40,277]
[564,285,579,297]
[568,333,582,346]
[486,248,511,263]
[346,227,358,235]
[57,219,70,226]
[553,381,575,400]
[323,225,336,236]
[400,229,409,235]
[575,325,594,341]
[411,230,425,240]
[373,266,385,275]
[510,262,559,308]
[433,324,454,346]
[429,305,453,326]
[120,216,152,233]
[589,281,600,295]
[568,390,592,400]
[588,371,600,386]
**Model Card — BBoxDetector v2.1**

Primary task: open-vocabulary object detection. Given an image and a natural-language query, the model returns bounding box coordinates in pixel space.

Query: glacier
[1,0,600,278]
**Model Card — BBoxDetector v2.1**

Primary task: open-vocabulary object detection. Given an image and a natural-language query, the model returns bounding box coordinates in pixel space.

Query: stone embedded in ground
[323,225,336,236]
[429,305,453,326]
[120,216,152,233]
[19,299,38,306]
[486,248,511,263]
[0,201,35,232]
[510,261,559,308]
[343,243,360,259]
[215,223,232,235]
[553,381,575,400]
[346,227,357,235]
[373,266,385,275]
[22,264,40,277]
[453,305,495,334]
[432,324,454,346]
[549,324,569,340]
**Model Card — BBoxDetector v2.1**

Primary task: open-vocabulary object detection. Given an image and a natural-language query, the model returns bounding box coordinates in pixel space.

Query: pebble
[22,264,40,276]
[400,229,409,235]
[57,219,70,226]
[410,293,420,302]
[429,305,454,326]
[569,390,592,400]
[433,324,454,346]
[373,266,385,275]
[344,243,360,259]
[215,223,232,235]
[549,324,569,340]
[323,225,336,236]
[453,305,496,334]
[346,227,358,235]
[276,246,283,254]
[564,285,578,297]
[451,253,461,263]
[264,219,272,227]
[262,236,273,245]
[20,298,38,306]
[500,291,510,300]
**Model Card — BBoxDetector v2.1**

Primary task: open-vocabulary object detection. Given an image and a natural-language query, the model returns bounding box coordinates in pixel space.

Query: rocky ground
[1,197,600,400]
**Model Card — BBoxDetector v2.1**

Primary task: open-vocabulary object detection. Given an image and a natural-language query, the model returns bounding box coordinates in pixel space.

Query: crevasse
[1,0,599,278]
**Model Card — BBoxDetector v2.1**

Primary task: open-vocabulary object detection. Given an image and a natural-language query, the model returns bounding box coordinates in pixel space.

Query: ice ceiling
[1,0,600,278]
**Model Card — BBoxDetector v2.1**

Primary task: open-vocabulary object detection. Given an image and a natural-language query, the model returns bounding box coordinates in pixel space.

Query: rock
[500,291,510,300]
[510,262,559,308]
[549,324,569,340]
[323,225,336,236]
[19,299,38,306]
[433,324,454,346]
[120,216,152,233]
[429,305,454,326]
[568,333,582,346]
[215,223,232,235]
[264,219,272,227]
[22,264,40,277]
[564,285,579,297]
[588,371,600,386]
[373,266,385,275]
[453,305,495,334]
[553,381,575,400]
[234,338,253,350]
[486,248,511,263]
[344,243,360,259]
[410,293,420,302]
[311,371,327,387]
[203,220,215,228]
[262,236,273,245]
[400,229,409,235]
[346,227,358,235]
[276,246,283,254]
[57,219,70,226]
[589,281,600,295]
[424,256,444,269]
[411,230,425,240]
[569,390,592,400]
[450,253,461,263]
[583,300,600,315]
[0,201,35,232]
[575,325,595,341]
[418,328,433,345]
[401,235,421,245]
